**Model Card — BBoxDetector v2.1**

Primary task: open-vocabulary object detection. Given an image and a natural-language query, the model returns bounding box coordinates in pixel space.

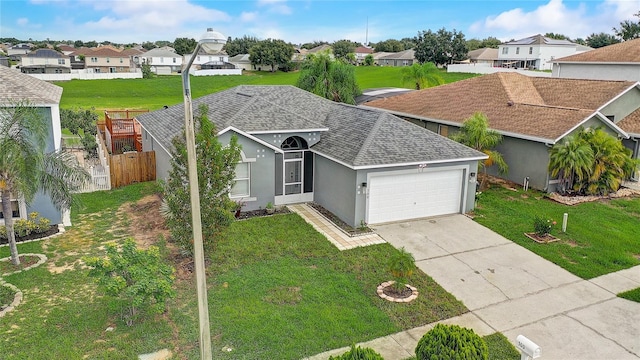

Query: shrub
[415,324,488,360]
[84,238,175,326]
[329,344,385,360]
[387,247,416,290]
[533,216,555,236]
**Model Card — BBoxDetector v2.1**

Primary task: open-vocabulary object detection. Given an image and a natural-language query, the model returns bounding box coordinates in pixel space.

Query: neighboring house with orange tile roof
[550,38,640,81]
[364,72,640,191]
[497,34,592,70]
[354,46,373,64]
[20,49,71,74]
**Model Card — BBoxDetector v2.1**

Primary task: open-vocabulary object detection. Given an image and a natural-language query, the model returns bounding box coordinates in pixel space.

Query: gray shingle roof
[0,65,63,105]
[135,85,485,168]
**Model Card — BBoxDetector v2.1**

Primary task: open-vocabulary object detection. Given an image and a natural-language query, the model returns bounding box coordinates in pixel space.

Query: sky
[1,0,639,45]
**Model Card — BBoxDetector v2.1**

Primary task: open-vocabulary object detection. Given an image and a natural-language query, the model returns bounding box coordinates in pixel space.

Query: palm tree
[0,101,89,265]
[578,128,638,195]
[450,112,508,189]
[401,62,444,90]
[295,52,361,104]
[548,133,594,194]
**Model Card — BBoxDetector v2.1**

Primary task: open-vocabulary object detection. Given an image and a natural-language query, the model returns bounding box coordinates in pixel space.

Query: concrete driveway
[373,215,640,359]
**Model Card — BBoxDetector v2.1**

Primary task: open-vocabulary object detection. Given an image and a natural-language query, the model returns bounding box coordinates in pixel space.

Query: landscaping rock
[138,349,172,360]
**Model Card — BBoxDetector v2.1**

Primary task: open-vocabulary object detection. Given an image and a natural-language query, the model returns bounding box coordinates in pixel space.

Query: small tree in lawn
[451,112,508,189]
[1,101,89,266]
[84,238,175,326]
[161,104,241,254]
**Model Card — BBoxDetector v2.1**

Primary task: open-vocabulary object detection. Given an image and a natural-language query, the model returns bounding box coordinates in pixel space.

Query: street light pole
[181,28,226,360]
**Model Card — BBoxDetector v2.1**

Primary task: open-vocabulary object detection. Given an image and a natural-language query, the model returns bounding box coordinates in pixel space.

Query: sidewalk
[300,214,640,360]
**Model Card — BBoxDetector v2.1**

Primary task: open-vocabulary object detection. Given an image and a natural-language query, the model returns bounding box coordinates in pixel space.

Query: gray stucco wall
[552,63,640,82]
[218,131,277,211]
[490,137,551,190]
[313,155,358,227]
[600,86,640,122]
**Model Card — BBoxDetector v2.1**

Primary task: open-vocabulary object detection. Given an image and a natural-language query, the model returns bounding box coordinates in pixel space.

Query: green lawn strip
[473,186,640,279]
[485,332,521,360]
[186,214,467,359]
[618,288,640,302]
[55,68,479,111]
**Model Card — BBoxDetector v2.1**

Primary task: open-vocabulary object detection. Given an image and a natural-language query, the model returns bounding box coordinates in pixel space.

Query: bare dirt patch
[120,194,170,249]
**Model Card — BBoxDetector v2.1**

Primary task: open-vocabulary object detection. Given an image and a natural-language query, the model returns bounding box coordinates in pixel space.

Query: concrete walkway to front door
[306,215,640,360]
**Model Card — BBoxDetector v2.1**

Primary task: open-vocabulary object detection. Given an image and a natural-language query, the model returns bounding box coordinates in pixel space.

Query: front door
[284,151,303,195]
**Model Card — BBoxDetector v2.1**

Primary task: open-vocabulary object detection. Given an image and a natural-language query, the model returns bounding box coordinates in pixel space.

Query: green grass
[1,182,467,359]
[619,288,640,303]
[55,67,478,111]
[485,333,520,360]
[473,185,640,279]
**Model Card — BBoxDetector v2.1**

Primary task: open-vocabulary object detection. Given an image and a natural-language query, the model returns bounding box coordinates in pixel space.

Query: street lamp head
[199,28,226,54]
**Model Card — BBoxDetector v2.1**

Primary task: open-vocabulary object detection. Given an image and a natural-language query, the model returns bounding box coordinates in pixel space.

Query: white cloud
[257,0,292,15]
[16,18,29,26]
[240,11,258,22]
[468,0,640,40]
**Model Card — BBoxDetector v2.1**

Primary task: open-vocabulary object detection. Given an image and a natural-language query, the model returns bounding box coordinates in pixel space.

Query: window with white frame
[58,59,65,65]
[0,199,21,220]
[230,162,250,198]
[529,47,533,54]
[502,47,508,54]
[516,47,520,55]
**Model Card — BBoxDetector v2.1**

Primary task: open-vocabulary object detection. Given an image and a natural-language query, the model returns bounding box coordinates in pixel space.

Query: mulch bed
[0,254,41,273]
[0,225,59,246]
[235,207,291,220]
[549,188,640,206]
[307,202,373,236]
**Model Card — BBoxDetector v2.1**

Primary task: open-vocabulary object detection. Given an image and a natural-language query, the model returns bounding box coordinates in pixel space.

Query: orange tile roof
[364,73,634,141]
[552,38,640,63]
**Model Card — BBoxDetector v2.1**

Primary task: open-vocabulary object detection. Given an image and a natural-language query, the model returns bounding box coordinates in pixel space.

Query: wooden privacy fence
[109,151,156,189]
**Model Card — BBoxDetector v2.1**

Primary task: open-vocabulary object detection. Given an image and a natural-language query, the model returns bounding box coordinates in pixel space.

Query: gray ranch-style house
[135,85,486,227]
[0,66,66,225]
[364,73,640,191]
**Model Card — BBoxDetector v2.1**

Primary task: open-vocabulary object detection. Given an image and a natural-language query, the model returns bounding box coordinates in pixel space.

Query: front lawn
[0,183,466,359]
[473,184,640,279]
[619,288,640,303]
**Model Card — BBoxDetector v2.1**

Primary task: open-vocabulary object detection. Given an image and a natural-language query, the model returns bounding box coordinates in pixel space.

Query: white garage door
[367,169,464,224]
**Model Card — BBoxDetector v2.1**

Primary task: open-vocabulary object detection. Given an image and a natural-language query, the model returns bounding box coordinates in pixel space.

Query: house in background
[550,38,640,81]
[7,43,31,61]
[467,47,499,65]
[354,46,373,64]
[497,34,592,70]
[364,73,640,191]
[20,48,71,74]
[378,49,416,66]
[135,85,486,227]
[229,53,253,71]
[71,46,133,73]
[139,46,182,75]
[0,66,66,225]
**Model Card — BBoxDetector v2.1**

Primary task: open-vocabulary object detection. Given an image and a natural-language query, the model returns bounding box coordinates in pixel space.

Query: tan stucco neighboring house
[72,47,133,73]
[20,48,71,74]
[550,38,640,81]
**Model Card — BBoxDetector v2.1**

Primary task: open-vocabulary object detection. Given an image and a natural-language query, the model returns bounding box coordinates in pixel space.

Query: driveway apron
[373,215,640,359]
